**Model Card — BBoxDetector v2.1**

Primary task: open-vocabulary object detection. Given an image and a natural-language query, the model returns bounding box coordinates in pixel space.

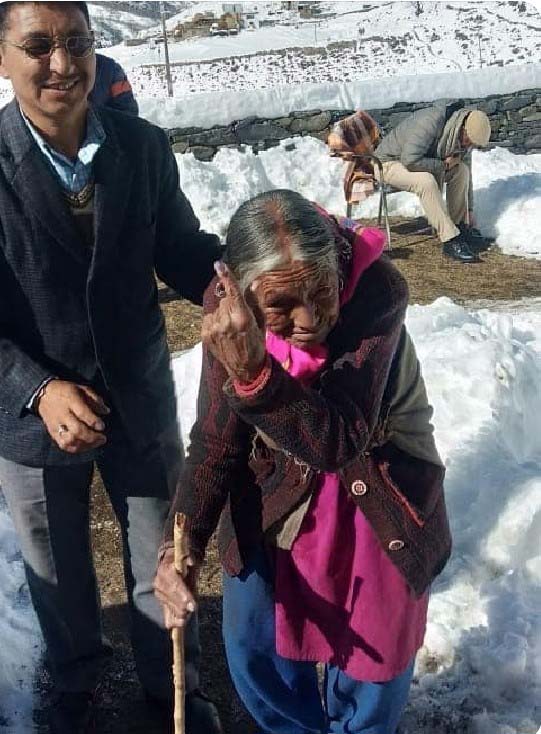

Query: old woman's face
[251,260,340,348]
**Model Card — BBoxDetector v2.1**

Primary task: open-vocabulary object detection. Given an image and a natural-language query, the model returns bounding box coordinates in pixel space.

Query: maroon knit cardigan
[164,256,451,596]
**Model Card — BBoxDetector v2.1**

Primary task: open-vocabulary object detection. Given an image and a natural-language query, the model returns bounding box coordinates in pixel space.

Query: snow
[174,136,541,259]
[475,147,541,259]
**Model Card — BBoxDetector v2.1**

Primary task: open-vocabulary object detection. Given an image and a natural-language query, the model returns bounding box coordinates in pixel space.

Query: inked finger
[214,261,243,302]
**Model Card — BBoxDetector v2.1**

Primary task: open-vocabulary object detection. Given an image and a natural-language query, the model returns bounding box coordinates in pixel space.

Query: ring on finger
[57,423,69,436]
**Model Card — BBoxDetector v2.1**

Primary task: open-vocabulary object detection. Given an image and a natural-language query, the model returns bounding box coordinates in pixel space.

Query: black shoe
[145,689,223,734]
[442,235,480,263]
[48,691,95,734]
[458,222,493,253]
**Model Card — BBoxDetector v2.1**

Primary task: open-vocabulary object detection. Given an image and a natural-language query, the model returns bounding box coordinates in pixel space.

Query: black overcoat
[0,100,221,466]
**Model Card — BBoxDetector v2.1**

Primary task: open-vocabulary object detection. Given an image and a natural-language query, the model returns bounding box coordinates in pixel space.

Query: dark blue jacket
[0,101,221,466]
[89,53,139,116]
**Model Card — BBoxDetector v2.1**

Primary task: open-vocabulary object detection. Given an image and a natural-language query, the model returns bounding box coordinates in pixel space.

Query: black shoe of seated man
[442,235,480,263]
[145,689,223,733]
[458,222,493,252]
[48,691,95,734]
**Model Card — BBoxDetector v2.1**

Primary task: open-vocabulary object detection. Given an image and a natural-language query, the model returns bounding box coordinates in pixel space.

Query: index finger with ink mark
[214,260,243,301]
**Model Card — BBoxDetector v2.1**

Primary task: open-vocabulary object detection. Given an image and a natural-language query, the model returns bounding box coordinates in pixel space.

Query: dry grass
[386,218,540,304]
[44,218,541,733]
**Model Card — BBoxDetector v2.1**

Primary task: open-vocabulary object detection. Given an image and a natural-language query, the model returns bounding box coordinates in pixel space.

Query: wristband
[233,356,272,398]
[30,376,57,415]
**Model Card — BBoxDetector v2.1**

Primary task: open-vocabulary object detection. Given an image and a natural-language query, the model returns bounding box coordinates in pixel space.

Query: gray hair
[224,190,339,291]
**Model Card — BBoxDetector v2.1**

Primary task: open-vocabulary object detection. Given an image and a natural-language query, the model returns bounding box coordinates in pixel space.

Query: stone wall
[168,88,541,161]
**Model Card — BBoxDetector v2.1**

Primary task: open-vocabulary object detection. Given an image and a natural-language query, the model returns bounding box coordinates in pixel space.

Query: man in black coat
[0,2,222,732]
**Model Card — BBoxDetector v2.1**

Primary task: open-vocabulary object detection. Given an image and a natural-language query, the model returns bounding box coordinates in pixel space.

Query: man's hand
[444,155,460,170]
[36,379,110,453]
[154,547,199,630]
[201,261,266,385]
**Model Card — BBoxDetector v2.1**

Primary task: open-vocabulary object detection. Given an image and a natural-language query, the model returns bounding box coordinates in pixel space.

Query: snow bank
[401,299,541,734]
[475,147,541,259]
[138,62,541,130]
[173,298,541,734]
[176,136,541,259]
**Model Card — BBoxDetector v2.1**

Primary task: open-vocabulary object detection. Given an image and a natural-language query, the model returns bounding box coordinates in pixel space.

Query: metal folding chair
[339,152,392,250]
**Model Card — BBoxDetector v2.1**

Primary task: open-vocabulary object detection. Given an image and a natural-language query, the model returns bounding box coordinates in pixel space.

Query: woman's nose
[293,303,318,331]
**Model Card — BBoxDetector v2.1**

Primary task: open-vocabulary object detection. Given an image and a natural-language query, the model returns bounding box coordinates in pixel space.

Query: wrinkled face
[0,3,95,127]
[252,260,340,348]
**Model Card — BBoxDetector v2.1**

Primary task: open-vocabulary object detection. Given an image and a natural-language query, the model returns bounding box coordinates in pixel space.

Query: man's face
[459,126,474,151]
[0,3,96,126]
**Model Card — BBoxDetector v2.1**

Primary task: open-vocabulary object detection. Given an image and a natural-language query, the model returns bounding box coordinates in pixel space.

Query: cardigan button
[388,539,405,552]
[351,479,368,496]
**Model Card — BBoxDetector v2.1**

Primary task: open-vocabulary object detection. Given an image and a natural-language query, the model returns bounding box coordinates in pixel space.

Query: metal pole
[478,36,482,68]
[160,2,174,97]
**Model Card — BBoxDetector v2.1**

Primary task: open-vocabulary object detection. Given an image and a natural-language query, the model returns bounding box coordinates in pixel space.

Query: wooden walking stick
[172,512,190,734]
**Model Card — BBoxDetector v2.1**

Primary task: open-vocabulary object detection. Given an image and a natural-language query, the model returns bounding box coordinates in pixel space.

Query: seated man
[375,103,491,263]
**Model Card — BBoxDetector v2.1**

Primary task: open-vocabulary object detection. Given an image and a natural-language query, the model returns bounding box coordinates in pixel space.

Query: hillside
[89,1,190,45]
[98,1,541,101]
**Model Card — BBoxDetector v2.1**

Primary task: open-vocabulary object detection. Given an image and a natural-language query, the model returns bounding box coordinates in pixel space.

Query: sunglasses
[2,33,95,60]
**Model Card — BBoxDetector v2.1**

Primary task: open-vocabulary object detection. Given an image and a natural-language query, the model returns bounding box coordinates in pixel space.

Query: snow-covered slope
[100,1,541,99]
[89,2,189,46]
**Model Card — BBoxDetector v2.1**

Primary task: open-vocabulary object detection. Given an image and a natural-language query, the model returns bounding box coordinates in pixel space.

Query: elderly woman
[154,190,451,734]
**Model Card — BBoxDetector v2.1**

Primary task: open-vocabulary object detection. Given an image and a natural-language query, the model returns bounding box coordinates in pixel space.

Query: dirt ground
[36,218,541,733]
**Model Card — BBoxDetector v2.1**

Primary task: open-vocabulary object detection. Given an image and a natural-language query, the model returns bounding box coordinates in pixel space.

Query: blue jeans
[222,547,414,734]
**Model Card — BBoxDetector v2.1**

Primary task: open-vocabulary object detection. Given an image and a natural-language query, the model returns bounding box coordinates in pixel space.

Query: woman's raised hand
[202,261,267,384]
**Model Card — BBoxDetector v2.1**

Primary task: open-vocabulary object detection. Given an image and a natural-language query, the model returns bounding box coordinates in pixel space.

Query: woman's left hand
[153,548,199,630]
[202,261,267,384]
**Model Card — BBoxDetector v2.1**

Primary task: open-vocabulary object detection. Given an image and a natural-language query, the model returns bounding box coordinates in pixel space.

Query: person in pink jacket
[155,190,451,734]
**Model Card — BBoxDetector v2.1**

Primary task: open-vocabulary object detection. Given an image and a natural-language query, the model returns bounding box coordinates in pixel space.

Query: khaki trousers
[378,160,469,243]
